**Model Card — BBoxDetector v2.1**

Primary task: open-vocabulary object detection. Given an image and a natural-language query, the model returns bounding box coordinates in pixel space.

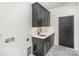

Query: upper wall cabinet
[32,2,50,27]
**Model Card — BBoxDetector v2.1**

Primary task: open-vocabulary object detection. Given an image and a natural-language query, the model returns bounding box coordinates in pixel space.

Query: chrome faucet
[38,27,42,35]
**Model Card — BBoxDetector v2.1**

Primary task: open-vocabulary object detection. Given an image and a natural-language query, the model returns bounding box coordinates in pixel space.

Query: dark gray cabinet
[32,34,54,56]
[32,2,50,27]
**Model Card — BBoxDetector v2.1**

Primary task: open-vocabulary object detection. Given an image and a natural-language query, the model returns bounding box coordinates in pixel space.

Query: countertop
[32,30,54,39]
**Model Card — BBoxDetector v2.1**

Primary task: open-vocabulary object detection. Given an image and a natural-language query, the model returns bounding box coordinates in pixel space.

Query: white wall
[50,3,79,50]
[0,2,32,56]
[77,3,79,50]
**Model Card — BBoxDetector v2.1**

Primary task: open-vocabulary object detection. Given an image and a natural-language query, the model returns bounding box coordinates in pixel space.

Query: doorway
[59,15,74,48]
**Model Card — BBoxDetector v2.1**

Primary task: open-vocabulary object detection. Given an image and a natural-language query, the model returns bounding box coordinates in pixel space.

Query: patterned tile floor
[31,45,79,56]
[46,45,79,56]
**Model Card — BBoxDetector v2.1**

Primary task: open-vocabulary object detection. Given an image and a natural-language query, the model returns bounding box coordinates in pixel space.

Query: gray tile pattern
[46,46,79,56]
[30,45,79,56]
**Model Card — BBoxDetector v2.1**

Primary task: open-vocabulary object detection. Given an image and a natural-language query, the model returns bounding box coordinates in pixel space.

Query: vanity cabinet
[32,2,50,27]
[32,33,54,56]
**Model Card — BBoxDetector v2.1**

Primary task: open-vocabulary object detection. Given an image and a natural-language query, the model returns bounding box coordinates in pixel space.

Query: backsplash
[32,27,39,34]
[32,26,54,35]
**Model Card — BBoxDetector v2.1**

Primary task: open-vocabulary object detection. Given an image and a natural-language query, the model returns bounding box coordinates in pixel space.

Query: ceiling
[39,2,68,10]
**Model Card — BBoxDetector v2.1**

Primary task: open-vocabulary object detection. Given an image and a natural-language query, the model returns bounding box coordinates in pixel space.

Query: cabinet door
[37,39,44,56]
[44,10,50,26]
[46,11,48,26]
[50,34,54,48]
[41,7,45,26]
[37,5,42,20]
[32,3,43,27]
[44,37,50,55]
[44,39,47,54]
[47,37,50,51]
[32,38,44,56]
[44,10,47,26]
[37,5,42,27]
[32,5,38,27]
[37,5,44,27]
[47,11,50,26]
